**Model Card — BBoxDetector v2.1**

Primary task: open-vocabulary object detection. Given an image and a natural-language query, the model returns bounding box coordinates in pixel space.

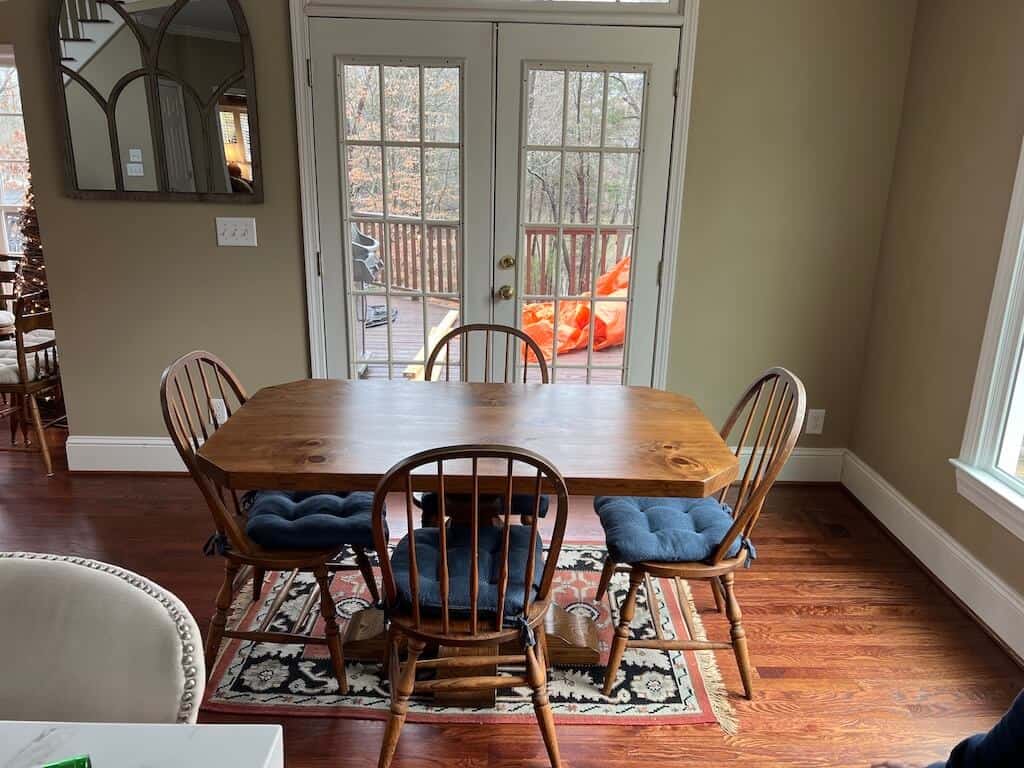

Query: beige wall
[0,0,309,436]
[852,0,1024,594]
[668,0,916,445]
[2,0,916,442]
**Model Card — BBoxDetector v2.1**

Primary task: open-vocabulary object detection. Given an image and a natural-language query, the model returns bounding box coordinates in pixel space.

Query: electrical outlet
[805,409,825,435]
[210,398,229,425]
[125,162,145,177]
[216,217,258,247]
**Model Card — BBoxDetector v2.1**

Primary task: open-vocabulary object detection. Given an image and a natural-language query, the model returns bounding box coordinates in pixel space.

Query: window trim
[953,136,1024,542]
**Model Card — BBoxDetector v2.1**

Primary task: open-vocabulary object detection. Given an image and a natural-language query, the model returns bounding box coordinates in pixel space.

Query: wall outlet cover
[216,217,258,247]
[806,409,826,435]
[125,162,145,177]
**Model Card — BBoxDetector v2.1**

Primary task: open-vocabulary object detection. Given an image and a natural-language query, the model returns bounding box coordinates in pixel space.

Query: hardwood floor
[1,448,1021,767]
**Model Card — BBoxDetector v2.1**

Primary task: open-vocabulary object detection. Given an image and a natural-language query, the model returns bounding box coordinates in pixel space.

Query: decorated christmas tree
[15,179,48,313]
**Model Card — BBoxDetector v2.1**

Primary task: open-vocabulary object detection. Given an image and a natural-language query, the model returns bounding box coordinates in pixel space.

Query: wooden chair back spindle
[371,445,569,639]
[160,351,250,553]
[425,323,549,384]
[712,367,806,563]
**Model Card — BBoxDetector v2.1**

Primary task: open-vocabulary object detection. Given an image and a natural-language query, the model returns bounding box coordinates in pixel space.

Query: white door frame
[288,0,700,387]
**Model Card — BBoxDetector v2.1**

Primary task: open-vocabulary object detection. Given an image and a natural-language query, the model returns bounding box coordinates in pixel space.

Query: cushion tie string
[517,615,537,648]
[203,532,231,556]
[742,537,757,568]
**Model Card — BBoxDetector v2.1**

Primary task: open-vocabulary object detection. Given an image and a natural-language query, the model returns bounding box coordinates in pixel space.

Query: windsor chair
[160,351,381,694]
[0,292,61,476]
[422,323,552,527]
[373,445,569,768]
[595,367,806,698]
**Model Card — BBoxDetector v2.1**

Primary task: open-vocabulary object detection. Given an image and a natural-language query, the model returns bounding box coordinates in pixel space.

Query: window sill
[950,459,1024,542]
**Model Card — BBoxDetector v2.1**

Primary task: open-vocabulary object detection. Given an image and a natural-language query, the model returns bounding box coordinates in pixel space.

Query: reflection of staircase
[58,0,126,74]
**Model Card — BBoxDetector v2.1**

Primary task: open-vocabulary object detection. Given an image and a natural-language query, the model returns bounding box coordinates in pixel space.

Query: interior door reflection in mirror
[55,0,259,200]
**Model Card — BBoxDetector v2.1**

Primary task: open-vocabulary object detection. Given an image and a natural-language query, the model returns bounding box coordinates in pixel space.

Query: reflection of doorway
[310,19,678,385]
[158,79,196,193]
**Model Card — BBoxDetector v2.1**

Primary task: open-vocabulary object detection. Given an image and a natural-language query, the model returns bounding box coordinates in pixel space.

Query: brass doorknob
[496,285,515,301]
[499,254,516,269]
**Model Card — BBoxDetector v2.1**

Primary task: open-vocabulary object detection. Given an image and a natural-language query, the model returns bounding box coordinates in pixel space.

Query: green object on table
[42,756,92,768]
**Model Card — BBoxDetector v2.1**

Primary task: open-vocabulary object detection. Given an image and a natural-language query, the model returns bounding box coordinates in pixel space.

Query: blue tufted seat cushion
[391,525,543,621]
[244,491,379,551]
[419,492,550,519]
[595,496,751,565]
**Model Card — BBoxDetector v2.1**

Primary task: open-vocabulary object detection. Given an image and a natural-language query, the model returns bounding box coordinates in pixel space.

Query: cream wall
[852,0,1024,594]
[668,0,916,444]
[2,0,915,442]
[0,0,309,436]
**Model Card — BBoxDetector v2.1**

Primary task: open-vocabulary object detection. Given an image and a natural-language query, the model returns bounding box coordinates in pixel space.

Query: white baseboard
[738,446,844,483]
[66,436,184,473]
[841,451,1024,659]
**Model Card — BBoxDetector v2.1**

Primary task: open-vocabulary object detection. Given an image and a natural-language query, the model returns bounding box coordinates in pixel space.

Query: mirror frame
[48,0,263,203]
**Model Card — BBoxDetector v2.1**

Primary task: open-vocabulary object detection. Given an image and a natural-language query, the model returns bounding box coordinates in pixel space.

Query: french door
[310,19,679,385]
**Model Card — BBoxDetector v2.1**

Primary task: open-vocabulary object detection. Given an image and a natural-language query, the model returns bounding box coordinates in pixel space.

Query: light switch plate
[216,217,258,247]
[125,162,145,177]
[128,148,143,162]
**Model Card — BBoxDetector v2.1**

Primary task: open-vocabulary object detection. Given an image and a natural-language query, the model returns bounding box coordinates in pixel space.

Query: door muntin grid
[516,62,649,384]
[337,57,465,379]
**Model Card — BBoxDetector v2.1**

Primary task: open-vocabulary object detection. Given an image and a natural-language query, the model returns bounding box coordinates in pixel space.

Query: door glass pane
[600,152,639,225]
[562,151,599,224]
[424,148,460,221]
[605,72,644,148]
[346,146,383,216]
[383,66,420,141]
[516,64,649,385]
[566,71,603,147]
[343,64,381,141]
[340,59,464,379]
[423,67,459,143]
[526,69,564,146]
[524,151,561,223]
[560,231,594,297]
[386,146,421,217]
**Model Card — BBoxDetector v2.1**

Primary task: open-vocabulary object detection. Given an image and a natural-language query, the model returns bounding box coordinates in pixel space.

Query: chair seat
[420,492,550,519]
[391,525,543,621]
[0,310,13,327]
[595,496,748,565]
[244,490,378,551]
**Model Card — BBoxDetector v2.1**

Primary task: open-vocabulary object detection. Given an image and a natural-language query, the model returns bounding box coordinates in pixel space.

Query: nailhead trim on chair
[0,552,202,723]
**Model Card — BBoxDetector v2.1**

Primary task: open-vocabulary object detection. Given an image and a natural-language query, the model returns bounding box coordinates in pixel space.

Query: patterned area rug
[203,544,736,730]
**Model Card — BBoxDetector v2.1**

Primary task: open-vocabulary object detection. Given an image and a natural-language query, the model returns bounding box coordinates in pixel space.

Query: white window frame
[0,46,27,259]
[289,0,699,384]
[953,136,1024,542]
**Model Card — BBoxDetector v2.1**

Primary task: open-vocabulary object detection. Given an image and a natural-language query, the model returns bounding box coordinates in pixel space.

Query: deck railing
[353,222,633,296]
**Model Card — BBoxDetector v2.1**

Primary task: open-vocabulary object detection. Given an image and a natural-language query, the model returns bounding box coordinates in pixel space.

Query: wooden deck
[357,295,624,383]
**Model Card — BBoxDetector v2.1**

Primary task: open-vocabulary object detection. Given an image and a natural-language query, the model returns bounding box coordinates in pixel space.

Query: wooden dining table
[197,379,739,669]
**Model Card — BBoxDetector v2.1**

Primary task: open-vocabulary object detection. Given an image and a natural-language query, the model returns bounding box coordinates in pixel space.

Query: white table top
[0,722,284,768]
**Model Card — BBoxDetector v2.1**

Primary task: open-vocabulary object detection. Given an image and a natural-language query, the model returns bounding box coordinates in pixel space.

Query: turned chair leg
[205,559,240,675]
[313,565,348,695]
[595,555,616,601]
[722,572,754,699]
[525,639,562,767]
[251,568,266,602]
[603,568,643,696]
[710,576,726,613]
[354,547,381,604]
[8,394,18,445]
[27,395,52,476]
[378,636,425,768]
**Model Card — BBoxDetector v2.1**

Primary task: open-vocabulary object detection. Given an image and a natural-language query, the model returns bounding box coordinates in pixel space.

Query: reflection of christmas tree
[16,179,48,313]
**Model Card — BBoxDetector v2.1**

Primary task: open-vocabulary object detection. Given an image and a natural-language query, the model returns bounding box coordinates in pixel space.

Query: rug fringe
[678,580,739,736]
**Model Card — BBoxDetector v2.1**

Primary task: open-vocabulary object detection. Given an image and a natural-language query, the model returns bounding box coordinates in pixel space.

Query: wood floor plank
[0,448,1021,767]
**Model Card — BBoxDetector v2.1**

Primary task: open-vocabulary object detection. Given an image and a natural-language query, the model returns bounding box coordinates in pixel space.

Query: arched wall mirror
[49,0,262,202]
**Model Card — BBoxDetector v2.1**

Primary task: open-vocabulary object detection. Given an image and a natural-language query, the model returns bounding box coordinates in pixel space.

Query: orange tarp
[522,257,630,363]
